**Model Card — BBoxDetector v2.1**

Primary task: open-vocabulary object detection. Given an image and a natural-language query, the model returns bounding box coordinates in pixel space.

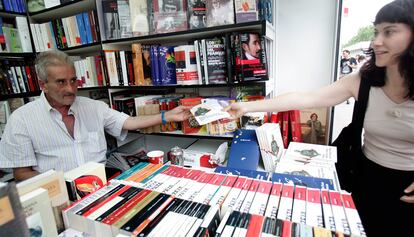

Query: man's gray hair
[35,50,74,83]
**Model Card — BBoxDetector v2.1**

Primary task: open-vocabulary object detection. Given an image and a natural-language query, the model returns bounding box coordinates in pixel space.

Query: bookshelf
[0,1,276,142]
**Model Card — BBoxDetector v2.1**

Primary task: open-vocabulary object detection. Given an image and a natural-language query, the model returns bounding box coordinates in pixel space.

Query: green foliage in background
[343,25,375,48]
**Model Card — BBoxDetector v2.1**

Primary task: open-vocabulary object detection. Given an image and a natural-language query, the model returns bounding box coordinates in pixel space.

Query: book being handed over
[190,98,231,125]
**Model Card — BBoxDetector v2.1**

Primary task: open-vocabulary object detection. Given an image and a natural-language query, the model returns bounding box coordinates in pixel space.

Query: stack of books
[62,163,366,237]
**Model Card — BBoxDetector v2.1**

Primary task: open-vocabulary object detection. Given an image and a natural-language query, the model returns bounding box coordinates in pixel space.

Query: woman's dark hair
[310,113,318,119]
[360,0,414,99]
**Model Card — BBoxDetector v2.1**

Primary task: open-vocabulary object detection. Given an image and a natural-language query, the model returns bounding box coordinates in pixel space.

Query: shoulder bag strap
[351,76,371,147]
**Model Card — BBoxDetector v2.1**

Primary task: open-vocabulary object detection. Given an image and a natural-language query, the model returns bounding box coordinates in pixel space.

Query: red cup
[147,150,164,164]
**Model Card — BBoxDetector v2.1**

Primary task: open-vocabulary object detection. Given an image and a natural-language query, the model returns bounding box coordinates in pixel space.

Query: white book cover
[233,178,253,211]
[341,193,366,236]
[154,166,184,194]
[276,184,294,221]
[190,99,230,125]
[64,161,107,202]
[256,123,285,172]
[15,17,33,52]
[321,190,336,231]
[170,202,199,237]
[220,177,246,217]
[264,182,282,218]
[291,186,307,225]
[175,170,204,199]
[180,171,211,201]
[167,169,194,196]
[44,0,60,8]
[305,188,323,228]
[119,51,129,85]
[62,182,121,231]
[209,175,238,206]
[285,142,337,163]
[275,159,337,182]
[20,188,58,237]
[34,24,45,51]
[240,179,260,213]
[29,24,40,52]
[117,0,132,38]
[193,173,226,204]
[129,0,149,36]
[175,45,198,85]
[249,180,272,216]
[104,51,119,86]
[40,23,51,50]
[14,66,27,93]
[0,100,10,137]
[61,18,72,47]
[329,191,351,235]
[142,166,174,190]
[17,170,69,207]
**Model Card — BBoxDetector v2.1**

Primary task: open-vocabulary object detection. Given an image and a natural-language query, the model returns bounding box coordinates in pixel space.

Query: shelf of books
[102,20,272,46]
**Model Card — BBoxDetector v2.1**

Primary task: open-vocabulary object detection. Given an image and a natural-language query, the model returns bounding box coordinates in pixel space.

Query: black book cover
[188,0,206,29]
[75,184,124,215]
[120,193,171,233]
[204,37,227,84]
[94,187,142,222]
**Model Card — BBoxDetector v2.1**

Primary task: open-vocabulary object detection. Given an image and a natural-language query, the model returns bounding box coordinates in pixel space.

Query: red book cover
[282,111,290,148]
[289,110,302,142]
[180,97,206,134]
[101,189,152,225]
[281,220,292,237]
[246,214,264,237]
[24,66,35,92]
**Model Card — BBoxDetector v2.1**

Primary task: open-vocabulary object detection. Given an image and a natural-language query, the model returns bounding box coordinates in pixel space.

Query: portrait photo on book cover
[300,108,328,145]
[240,33,263,60]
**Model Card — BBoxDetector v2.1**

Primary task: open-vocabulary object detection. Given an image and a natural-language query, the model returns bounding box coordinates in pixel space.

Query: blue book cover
[158,46,177,85]
[75,13,87,45]
[271,172,335,190]
[82,12,93,44]
[214,166,269,180]
[150,45,160,85]
[227,129,260,171]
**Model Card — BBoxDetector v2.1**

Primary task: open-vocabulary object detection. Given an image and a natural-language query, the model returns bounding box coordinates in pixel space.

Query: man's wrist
[161,111,167,125]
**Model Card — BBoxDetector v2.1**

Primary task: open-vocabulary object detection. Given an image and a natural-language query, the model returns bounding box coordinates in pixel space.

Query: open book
[190,99,230,125]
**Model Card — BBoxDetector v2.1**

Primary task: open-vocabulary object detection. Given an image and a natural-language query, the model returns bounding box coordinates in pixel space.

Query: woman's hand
[400,181,414,203]
[225,102,248,119]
